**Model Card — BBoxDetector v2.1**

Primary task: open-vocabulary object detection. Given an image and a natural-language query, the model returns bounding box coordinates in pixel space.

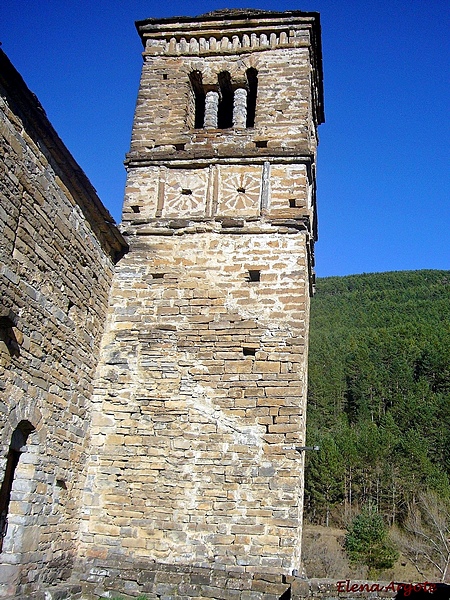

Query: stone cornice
[141,29,311,56]
[121,216,312,237]
[136,11,320,43]
[125,153,316,170]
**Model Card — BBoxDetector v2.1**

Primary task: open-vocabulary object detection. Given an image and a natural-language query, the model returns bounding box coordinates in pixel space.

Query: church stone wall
[0,49,126,596]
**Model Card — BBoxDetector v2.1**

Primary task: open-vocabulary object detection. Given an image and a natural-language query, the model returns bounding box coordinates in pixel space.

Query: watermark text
[337,580,437,596]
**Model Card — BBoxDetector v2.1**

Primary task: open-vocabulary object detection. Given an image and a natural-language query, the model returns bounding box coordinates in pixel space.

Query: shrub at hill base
[345,508,399,577]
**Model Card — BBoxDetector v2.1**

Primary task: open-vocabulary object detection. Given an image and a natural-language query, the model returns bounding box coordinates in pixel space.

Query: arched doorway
[0,420,35,552]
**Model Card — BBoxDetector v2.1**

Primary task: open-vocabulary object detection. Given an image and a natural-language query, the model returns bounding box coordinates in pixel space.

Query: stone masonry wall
[0,50,126,596]
[0,10,324,599]
[79,222,310,573]
[129,47,316,159]
[78,10,324,584]
[79,563,413,600]
[12,570,411,600]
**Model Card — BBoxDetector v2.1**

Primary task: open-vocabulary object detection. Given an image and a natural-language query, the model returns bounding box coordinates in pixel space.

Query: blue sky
[1,0,448,277]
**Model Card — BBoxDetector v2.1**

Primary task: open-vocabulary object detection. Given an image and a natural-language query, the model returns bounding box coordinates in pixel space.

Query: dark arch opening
[189,70,206,129]
[246,68,258,128]
[0,420,35,552]
[217,71,234,129]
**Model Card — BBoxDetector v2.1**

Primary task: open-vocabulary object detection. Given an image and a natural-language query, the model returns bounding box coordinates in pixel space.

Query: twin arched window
[189,68,258,130]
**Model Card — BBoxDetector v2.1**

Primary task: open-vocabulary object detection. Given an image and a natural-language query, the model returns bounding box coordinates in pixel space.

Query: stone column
[233,87,247,128]
[204,90,219,128]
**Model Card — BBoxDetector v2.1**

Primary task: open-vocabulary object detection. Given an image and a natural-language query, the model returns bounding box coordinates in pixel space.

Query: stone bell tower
[82,9,324,577]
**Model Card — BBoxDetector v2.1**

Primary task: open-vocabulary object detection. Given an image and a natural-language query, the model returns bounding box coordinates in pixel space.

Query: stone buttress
[80,9,324,581]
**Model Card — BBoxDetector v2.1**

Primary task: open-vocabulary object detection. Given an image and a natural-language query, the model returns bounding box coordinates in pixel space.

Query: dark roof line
[0,48,128,263]
[136,9,321,28]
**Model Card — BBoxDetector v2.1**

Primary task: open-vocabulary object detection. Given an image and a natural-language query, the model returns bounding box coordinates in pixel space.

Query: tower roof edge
[135,9,322,38]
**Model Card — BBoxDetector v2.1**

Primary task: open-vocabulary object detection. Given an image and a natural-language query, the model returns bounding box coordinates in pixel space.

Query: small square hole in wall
[152,273,164,279]
[243,346,257,357]
[162,73,168,80]
[131,205,141,213]
[56,479,67,490]
[175,143,185,151]
[248,269,261,282]
[255,140,268,148]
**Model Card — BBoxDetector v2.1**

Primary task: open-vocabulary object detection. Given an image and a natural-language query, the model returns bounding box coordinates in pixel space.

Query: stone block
[252,361,280,374]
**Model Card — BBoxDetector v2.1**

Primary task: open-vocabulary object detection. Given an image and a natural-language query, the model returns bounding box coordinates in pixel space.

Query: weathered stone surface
[74,559,403,600]
[0,49,126,597]
[1,8,325,598]
[79,7,324,584]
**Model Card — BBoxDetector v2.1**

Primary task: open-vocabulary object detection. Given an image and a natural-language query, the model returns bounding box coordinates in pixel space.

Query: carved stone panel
[163,168,209,217]
[216,165,261,217]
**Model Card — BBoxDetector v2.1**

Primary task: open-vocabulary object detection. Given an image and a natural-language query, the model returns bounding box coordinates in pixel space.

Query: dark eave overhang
[0,48,128,263]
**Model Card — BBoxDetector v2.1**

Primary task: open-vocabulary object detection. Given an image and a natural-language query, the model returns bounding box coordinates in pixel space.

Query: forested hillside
[305,270,450,527]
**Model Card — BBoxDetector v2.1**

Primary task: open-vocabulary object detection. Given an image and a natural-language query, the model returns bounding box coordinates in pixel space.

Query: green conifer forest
[305,270,450,526]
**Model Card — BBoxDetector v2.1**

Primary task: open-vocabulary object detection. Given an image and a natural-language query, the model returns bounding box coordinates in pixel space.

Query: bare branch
[397,491,450,582]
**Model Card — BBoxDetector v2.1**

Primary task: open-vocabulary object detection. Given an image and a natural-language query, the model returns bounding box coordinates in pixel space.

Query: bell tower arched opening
[217,71,234,129]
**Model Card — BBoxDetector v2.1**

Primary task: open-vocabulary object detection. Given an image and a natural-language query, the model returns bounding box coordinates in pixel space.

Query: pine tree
[345,507,398,576]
